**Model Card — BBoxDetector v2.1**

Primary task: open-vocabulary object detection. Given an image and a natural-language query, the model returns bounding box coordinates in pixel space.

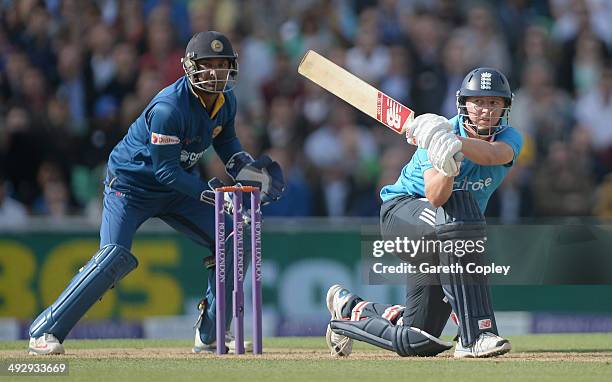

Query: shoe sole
[326,284,343,319]
[28,347,65,356]
[454,341,512,358]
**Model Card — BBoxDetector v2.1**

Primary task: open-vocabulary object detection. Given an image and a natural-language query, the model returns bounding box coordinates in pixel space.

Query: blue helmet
[456,67,513,137]
[181,31,239,93]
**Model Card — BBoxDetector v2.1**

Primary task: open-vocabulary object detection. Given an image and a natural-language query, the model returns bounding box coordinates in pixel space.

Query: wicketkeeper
[28,31,285,355]
[326,68,523,358]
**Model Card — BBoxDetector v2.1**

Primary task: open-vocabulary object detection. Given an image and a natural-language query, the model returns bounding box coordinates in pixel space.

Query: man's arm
[458,137,514,166]
[424,168,454,208]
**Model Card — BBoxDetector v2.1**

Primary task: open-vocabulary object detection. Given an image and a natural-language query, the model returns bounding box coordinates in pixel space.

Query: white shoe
[28,334,65,355]
[454,332,511,358]
[325,284,353,357]
[192,327,253,354]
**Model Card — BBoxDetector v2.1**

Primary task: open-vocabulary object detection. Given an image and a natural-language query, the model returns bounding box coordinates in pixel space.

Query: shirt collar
[187,80,226,119]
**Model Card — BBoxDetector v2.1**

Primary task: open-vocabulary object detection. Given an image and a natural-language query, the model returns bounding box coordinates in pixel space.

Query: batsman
[28,31,285,355]
[326,68,522,358]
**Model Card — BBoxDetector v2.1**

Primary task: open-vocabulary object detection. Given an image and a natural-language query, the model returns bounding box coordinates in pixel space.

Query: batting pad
[330,317,452,357]
[436,191,498,347]
[29,244,138,342]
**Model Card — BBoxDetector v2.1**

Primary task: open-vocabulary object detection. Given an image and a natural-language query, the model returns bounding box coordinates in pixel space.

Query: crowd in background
[1,0,611,228]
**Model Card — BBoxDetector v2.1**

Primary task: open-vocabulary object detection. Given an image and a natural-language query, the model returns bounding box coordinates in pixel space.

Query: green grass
[1,334,611,382]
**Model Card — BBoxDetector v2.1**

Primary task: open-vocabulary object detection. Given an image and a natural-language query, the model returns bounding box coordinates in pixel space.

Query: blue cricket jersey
[107,76,242,200]
[380,116,523,213]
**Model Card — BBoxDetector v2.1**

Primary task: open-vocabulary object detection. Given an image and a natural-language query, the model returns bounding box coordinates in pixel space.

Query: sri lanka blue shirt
[107,76,242,200]
[380,116,523,213]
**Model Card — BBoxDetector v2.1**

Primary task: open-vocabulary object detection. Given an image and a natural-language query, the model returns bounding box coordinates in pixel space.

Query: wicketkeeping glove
[225,151,285,204]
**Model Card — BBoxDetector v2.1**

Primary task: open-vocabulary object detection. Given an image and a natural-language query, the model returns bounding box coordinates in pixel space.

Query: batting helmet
[181,31,238,93]
[456,67,513,136]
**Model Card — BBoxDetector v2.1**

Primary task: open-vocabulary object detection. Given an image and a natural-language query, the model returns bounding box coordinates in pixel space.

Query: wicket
[214,186,263,355]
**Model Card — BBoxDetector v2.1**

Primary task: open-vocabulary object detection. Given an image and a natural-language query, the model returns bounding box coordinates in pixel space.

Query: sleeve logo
[212,125,223,138]
[151,132,180,145]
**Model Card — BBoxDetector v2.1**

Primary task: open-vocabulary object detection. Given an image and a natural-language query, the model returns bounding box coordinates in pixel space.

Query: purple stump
[214,190,226,355]
[251,190,263,354]
[233,191,245,354]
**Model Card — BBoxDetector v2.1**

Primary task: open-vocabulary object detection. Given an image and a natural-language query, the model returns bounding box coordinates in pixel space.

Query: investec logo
[454,177,493,191]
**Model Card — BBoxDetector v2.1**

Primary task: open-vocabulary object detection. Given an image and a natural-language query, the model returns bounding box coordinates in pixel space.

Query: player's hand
[406,114,453,149]
[226,152,285,204]
[201,177,252,223]
[428,130,463,177]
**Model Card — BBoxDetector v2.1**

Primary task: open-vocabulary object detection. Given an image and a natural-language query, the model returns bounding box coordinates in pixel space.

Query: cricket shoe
[28,334,65,355]
[454,332,511,358]
[193,327,253,354]
[325,284,354,357]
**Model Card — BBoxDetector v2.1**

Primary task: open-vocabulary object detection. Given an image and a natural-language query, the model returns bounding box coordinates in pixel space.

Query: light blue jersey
[380,116,523,213]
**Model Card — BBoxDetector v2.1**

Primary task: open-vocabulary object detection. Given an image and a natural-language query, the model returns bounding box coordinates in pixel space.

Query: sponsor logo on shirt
[151,132,180,145]
[454,177,493,191]
[181,150,204,168]
[212,125,223,138]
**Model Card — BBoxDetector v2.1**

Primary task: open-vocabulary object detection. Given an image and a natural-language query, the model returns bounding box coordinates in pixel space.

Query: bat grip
[454,152,464,161]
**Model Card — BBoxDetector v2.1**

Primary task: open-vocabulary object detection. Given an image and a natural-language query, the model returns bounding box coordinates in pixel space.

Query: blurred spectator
[120,69,162,128]
[56,43,89,134]
[264,96,301,152]
[379,45,412,107]
[18,5,56,79]
[552,0,611,94]
[139,20,183,86]
[262,147,313,217]
[457,3,512,75]
[86,23,117,95]
[304,101,378,216]
[32,180,72,222]
[533,141,594,216]
[511,59,574,155]
[402,9,446,114]
[440,36,472,118]
[2,106,44,205]
[575,61,612,173]
[234,28,275,114]
[515,24,557,85]
[32,161,78,220]
[550,0,612,47]
[0,171,28,230]
[103,42,138,102]
[261,52,304,107]
[345,20,390,84]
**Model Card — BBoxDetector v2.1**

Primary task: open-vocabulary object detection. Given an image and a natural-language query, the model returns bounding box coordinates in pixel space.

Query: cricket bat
[298,50,463,162]
[298,50,415,138]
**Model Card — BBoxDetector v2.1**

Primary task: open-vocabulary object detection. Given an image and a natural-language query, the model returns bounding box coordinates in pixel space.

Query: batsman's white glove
[405,114,453,149]
[428,130,463,177]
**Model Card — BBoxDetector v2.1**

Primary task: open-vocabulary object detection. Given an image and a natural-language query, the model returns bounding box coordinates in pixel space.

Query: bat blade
[298,50,414,135]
